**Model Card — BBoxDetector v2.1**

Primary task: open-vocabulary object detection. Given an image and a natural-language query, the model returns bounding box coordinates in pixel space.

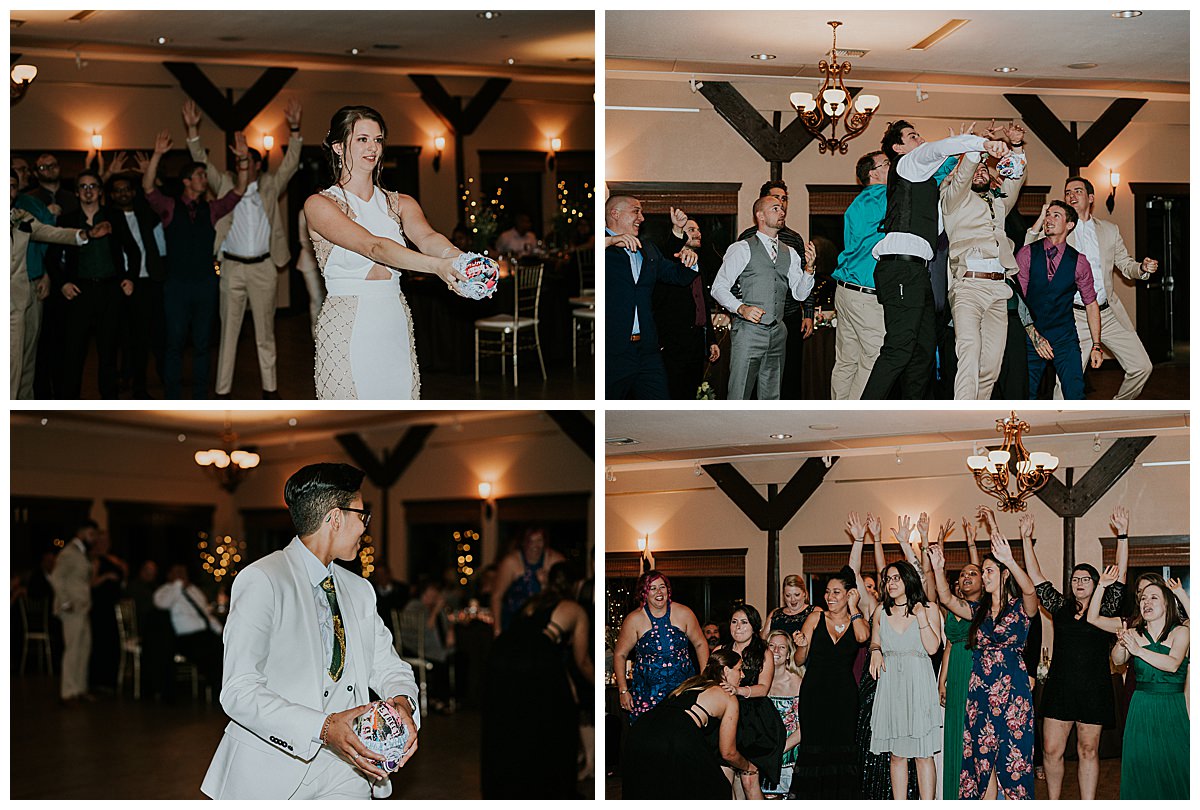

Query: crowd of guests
[606,120,1160,401]
[612,506,1189,800]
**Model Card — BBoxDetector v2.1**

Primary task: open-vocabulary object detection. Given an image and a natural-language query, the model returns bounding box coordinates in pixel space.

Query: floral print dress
[960,597,1034,799]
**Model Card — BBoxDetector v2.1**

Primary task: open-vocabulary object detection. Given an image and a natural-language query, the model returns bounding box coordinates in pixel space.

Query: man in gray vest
[711,196,816,399]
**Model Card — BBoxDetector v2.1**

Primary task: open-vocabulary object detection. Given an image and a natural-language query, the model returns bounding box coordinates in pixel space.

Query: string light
[198,531,246,583]
[454,529,481,585]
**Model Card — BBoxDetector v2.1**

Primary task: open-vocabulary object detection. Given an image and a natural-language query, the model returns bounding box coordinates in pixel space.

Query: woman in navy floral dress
[929,508,1041,800]
[613,570,710,722]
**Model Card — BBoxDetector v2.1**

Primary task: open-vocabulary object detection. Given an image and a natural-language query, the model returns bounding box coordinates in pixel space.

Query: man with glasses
[29,152,79,217]
[203,462,419,799]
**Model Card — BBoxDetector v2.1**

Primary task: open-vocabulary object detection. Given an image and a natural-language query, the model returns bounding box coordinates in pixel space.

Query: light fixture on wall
[11,63,38,105]
[547,136,561,172]
[788,21,881,156]
[1106,168,1120,214]
[477,481,493,499]
[637,535,656,573]
[433,136,445,172]
[915,84,930,103]
[262,133,274,152]
[194,417,261,493]
[90,129,103,150]
[966,411,1059,512]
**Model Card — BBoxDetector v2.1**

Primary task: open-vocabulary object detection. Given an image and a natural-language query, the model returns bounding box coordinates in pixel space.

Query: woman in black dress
[1020,508,1128,800]
[88,530,126,692]
[622,647,757,799]
[763,575,817,643]
[791,564,870,798]
[718,604,786,798]
[481,562,592,798]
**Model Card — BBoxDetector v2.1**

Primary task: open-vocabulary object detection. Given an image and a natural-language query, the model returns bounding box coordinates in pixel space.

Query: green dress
[1120,636,1189,799]
[941,610,973,800]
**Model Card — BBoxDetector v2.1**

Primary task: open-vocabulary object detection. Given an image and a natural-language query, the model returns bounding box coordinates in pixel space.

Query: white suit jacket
[48,539,91,616]
[201,538,419,799]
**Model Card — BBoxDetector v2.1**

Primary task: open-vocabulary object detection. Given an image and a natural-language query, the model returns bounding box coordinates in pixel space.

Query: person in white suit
[202,462,420,799]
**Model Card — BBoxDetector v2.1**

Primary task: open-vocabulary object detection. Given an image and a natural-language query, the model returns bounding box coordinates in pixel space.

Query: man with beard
[711,195,816,399]
[49,519,99,702]
[652,207,719,398]
[940,122,1027,399]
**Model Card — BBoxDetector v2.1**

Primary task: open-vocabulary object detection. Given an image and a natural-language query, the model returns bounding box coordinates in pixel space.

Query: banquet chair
[474,261,546,387]
[17,596,53,676]
[576,247,595,295]
[394,608,434,717]
[572,308,595,367]
[115,598,142,699]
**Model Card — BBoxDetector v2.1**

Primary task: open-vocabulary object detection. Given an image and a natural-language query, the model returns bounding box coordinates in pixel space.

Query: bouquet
[353,700,410,773]
[452,252,500,300]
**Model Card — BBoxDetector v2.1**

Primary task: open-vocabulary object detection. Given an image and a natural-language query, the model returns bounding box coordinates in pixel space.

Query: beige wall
[606,77,1188,324]
[606,430,1189,614]
[13,55,594,237]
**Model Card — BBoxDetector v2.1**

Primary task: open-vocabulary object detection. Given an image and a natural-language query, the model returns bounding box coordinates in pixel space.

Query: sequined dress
[628,602,696,722]
[499,548,544,631]
[310,185,420,399]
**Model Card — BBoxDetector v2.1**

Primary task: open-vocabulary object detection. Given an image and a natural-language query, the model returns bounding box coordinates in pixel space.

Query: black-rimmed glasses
[341,506,371,528]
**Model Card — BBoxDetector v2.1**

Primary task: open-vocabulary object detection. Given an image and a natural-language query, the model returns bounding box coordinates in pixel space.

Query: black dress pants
[58,277,123,399]
[861,257,936,399]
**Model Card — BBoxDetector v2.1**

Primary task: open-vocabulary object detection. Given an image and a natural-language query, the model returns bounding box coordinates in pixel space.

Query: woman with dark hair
[868,559,942,799]
[716,604,786,798]
[481,562,592,798]
[491,528,564,633]
[1087,569,1189,798]
[622,647,757,798]
[613,570,708,722]
[303,105,486,399]
[930,514,1039,800]
[790,557,870,799]
[938,515,983,800]
[764,574,818,642]
[1020,508,1128,800]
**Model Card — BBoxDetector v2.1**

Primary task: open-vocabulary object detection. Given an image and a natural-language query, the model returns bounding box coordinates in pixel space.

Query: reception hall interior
[10,409,595,799]
[604,409,1189,799]
[605,11,1188,400]
[10,10,595,400]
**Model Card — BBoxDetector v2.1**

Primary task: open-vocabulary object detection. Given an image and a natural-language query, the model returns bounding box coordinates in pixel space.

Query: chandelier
[967,412,1059,512]
[194,417,261,493]
[789,21,880,155]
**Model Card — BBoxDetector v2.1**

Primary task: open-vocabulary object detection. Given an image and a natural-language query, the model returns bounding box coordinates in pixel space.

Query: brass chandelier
[789,21,880,156]
[967,412,1059,512]
[194,417,261,493]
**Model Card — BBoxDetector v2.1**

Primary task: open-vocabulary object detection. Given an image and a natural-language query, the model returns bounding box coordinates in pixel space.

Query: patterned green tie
[320,575,346,682]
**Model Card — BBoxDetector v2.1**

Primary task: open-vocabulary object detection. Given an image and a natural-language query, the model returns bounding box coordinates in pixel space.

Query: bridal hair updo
[323,105,388,187]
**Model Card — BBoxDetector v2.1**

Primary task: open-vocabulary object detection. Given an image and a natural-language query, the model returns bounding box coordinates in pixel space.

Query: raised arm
[928,544,973,620]
[890,514,922,571]
[926,518,953,606]
[1086,566,1125,633]
[1109,507,1130,584]
[988,530,1039,619]
[230,131,250,196]
[846,512,878,617]
[1018,513,1048,584]
[963,515,981,566]
[866,513,886,577]
[143,130,171,196]
[1167,578,1190,619]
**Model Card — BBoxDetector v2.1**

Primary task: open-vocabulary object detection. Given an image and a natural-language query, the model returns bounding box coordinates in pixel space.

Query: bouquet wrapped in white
[353,700,410,773]
[451,252,500,300]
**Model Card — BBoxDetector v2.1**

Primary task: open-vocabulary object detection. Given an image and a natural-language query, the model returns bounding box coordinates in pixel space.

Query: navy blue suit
[605,239,698,399]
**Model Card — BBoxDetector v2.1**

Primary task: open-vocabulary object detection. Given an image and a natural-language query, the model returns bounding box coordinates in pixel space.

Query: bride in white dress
[304,105,468,399]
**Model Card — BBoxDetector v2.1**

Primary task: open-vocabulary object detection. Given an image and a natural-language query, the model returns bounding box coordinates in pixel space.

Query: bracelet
[849,613,863,622]
[289,127,301,133]
[1116,533,1128,540]
[319,713,334,744]
[619,688,628,695]
[1011,142,1024,147]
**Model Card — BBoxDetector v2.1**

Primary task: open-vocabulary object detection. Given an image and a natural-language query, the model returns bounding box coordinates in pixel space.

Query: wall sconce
[433,136,445,173]
[637,535,656,572]
[1106,169,1120,214]
[91,130,103,150]
[547,136,561,172]
[477,481,493,500]
[10,64,37,105]
[262,133,274,152]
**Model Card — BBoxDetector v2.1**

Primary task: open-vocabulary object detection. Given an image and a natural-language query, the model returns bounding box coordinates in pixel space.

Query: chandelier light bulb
[791,91,813,109]
[211,451,231,469]
[822,88,846,105]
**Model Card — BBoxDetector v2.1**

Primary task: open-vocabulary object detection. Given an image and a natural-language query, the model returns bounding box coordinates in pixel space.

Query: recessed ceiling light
[287,418,298,427]
[347,48,361,56]
[155,35,171,45]
[808,424,839,431]
[750,53,777,61]
[177,433,187,443]
[769,433,793,440]
[505,57,516,65]
[1066,62,1098,70]
[1112,10,1142,18]
[994,66,1018,73]
[478,11,501,20]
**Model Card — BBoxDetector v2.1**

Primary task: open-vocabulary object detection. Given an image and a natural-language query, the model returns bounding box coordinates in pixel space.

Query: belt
[630,334,641,342]
[222,252,271,264]
[878,254,928,265]
[836,279,875,295]
[1073,301,1110,312]
[961,271,1005,281]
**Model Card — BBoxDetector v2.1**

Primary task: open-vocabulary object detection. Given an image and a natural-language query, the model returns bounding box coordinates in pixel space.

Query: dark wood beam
[545,411,594,461]
[164,62,295,133]
[1067,436,1155,515]
[1004,93,1147,174]
[772,457,838,530]
[697,81,816,164]
[767,483,779,612]
[701,462,770,531]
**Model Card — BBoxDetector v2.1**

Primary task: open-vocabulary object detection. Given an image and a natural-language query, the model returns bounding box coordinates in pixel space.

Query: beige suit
[188,133,302,394]
[1024,217,1152,399]
[10,212,82,398]
[48,538,93,699]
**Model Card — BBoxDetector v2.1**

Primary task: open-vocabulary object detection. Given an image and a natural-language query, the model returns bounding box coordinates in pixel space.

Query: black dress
[791,617,863,798]
[768,605,816,638]
[728,644,787,788]
[622,687,732,799]
[481,599,580,798]
[88,556,123,690]
[1036,581,1124,727]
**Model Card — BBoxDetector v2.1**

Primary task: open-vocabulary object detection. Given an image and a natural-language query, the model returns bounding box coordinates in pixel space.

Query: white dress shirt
[154,580,223,635]
[221,180,271,258]
[1071,217,1105,305]
[296,540,339,673]
[711,231,815,316]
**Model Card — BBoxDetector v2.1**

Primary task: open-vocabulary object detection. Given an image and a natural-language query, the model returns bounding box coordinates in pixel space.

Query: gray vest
[739,234,790,325]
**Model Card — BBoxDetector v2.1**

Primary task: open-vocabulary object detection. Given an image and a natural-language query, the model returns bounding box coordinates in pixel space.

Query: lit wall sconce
[637,535,655,572]
[477,481,493,500]
[10,64,38,105]
[1106,168,1120,214]
[433,136,445,173]
[262,133,274,152]
[547,136,561,172]
[91,130,103,150]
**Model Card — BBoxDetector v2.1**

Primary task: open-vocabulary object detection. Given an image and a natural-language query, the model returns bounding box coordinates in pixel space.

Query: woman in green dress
[1088,568,1189,799]
[937,517,982,800]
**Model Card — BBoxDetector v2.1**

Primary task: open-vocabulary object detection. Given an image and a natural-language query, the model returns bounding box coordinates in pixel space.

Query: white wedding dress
[311,185,420,399]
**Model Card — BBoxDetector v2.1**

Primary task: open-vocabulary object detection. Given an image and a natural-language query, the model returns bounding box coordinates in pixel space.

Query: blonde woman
[763,630,803,796]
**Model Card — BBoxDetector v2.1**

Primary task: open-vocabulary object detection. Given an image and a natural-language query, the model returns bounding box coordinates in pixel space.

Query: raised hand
[131,151,151,174]
[891,515,913,546]
[1109,506,1130,536]
[107,151,130,175]
[284,97,303,130]
[959,121,977,137]
[1004,122,1026,145]
[846,511,867,543]
[1098,564,1120,589]
[936,518,954,547]
[1167,577,1184,595]
[976,505,997,533]
[792,630,808,649]
[153,129,173,155]
[230,131,249,160]
[989,531,1015,565]
[866,513,882,541]
[928,544,946,571]
[983,140,1011,159]
[1018,513,1035,542]
[182,99,201,130]
[803,241,817,273]
[916,512,930,544]
[675,246,698,268]
[961,516,977,545]
[847,588,861,614]
[669,205,688,230]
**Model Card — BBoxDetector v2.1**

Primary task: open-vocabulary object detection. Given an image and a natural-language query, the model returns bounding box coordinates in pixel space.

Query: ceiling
[606,11,1188,95]
[605,410,1190,466]
[10,10,595,83]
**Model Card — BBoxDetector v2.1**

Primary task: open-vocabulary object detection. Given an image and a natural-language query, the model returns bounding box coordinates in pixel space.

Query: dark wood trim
[697,81,816,164]
[1004,93,1146,173]
[1129,183,1189,197]
[608,181,743,194]
[1099,534,1190,549]
[608,548,750,561]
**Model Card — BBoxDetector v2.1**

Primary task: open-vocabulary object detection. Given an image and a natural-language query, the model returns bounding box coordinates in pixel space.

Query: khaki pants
[216,257,279,395]
[19,284,43,399]
[830,283,885,400]
[60,610,92,700]
[9,271,31,399]
[949,278,1010,400]
[1057,304,1153,400]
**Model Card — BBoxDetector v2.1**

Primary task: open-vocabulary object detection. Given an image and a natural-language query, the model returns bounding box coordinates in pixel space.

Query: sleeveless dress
[769,605,816,639]
[870,610,941,757]
[726,643,786,788]
[763,693,799,796]
[791,617,862,798]
[622,687,731,799]
[960,598,1034,799]
[857,613,918,799]
[1035,580,1123,726]
[942,610,973,799]
[1120,632,1188,799]
[500,549,544,631]
[481,599,579,798]
[628,602,696,722]
[310,185,420,399]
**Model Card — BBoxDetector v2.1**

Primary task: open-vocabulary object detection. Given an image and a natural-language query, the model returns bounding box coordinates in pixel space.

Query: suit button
[288,745,294,752]
[324,690,329,697]
[347,686,352,692]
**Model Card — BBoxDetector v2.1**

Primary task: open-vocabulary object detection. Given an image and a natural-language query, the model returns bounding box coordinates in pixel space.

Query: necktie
[320,575,346,681]
[180,585,214,632]
[1045,244,1059,281]
[768,239,778,262]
